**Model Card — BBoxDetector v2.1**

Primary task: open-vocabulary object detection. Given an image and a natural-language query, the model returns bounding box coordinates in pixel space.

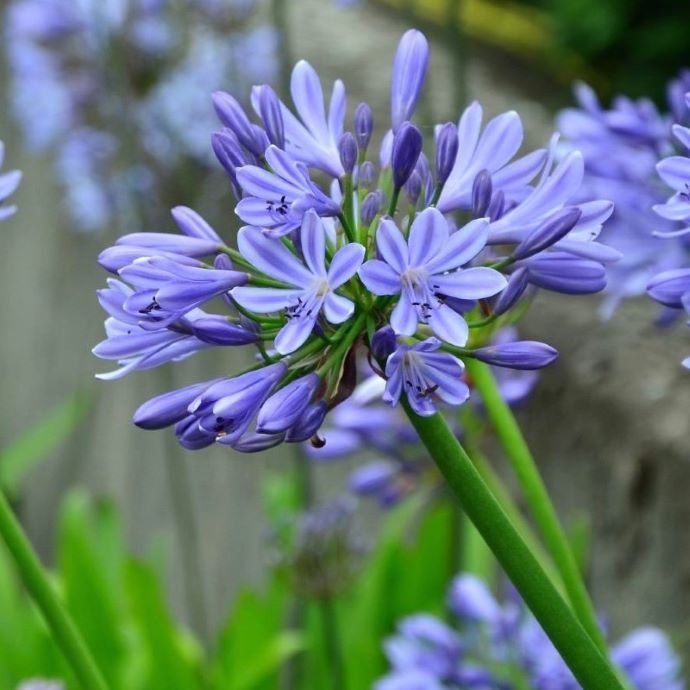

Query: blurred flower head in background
[377,572,684,690]
[558,72,690,319]
[4,0,278,231]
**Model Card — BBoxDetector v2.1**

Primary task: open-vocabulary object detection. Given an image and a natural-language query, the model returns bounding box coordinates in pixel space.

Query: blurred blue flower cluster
[377,573,684,690]
[5,0,278,231]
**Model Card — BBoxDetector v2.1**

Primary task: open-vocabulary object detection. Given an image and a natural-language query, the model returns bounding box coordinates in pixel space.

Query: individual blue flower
[0,142,21,221]
[256,59,346,177]
[232,210,364,354]
[383,338,469,417]
[235,145,341,237]
[359,208,506,345]
[436,102,546,213]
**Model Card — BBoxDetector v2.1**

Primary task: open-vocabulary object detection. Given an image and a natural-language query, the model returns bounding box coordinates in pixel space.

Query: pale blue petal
[238,226,313,287]
[390,292,418,335]
[290,60,329,143]
[300,210,326,276]
[328,242,365,287]
[407,207,448,267]
[432,267,506,299]
[324,293,354,323]
[376,218,409,272]
[274,313,317,354]
[427,305,469,346]
[359,259,401,295]
[423,219,489,274]
[232,286,303,312]
[657,156,690,193]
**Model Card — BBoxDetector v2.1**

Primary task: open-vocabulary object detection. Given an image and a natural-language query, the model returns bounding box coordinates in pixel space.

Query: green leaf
[228,631,304,690]
[0,391,89,496]
[124,559,201,690]
[57,492,127,687]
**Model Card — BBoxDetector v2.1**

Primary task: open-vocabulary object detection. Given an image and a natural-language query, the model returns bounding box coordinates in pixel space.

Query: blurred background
[1,0,689,684]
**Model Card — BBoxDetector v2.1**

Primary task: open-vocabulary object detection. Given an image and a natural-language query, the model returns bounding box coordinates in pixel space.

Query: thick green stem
[403,404,624,690]
[0,490,109,690]
[464,359,608,653]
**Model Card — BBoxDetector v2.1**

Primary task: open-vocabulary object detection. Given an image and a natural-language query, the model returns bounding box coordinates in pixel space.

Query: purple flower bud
[285,401,327,442]
[226,431,285,452]
[212,91,257,153]
[175,415,216,450]
[171,206,222,243]
[359,161,377,189]
[339,132,358,175]
[390,29,429,131]
[512,208,582,260]
[211,130,245,196]
[435,122,458,186]
[404,169,422,205]
[647,268,690,308]
[486,189,505,221]
[391,122,423,189]
[133,379,221,430]
[349,460,397,497]
[472,340,558,370]
[189,363,286,447]
[251,124,270,155]
[190,316,259,346]
[361,190,384,226]
[448,574,501,623]
[493,267,529,315]
[97,246,201,273]
[257,373,321,434]
[354,102,374,152]
[471,170,492,218]
[256,84,284,148]
[527,252,606,294]
[371,325,397,363]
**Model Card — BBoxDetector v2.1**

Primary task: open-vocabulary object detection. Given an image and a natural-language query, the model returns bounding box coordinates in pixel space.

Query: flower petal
[657,156,690,193]
[423,219,489,274]
[300,210,326,276]
[274,313,317,354]
[238,226,313,286]
[390,291,418,335]
[359,259,401,295]
[328,242,366,287]
[426,304,469,346]
[324,293,355,323]
[408,207,449,267]
[432,267,506,299]
[232,286,303,313]
[376,218,409,272]
[291,60,329,143]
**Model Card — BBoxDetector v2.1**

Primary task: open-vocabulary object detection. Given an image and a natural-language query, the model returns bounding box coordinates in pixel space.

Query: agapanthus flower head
[378,571,684,690]
[558,74,690,316]
[0,142,21,221]
[5,0,277,231]
[646,89,690,368]
[96,28,615,454]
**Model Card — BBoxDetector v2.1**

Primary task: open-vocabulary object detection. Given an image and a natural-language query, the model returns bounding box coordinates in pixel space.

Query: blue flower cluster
[646,92,690,368]
[559,73,690,318]
[5,0,277,231]
[377,573,684,690]
[95,29,616,452]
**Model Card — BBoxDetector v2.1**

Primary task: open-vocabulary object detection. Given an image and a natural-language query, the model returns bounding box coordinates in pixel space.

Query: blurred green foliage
[0,483,477,689]
[530,0,690,98]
